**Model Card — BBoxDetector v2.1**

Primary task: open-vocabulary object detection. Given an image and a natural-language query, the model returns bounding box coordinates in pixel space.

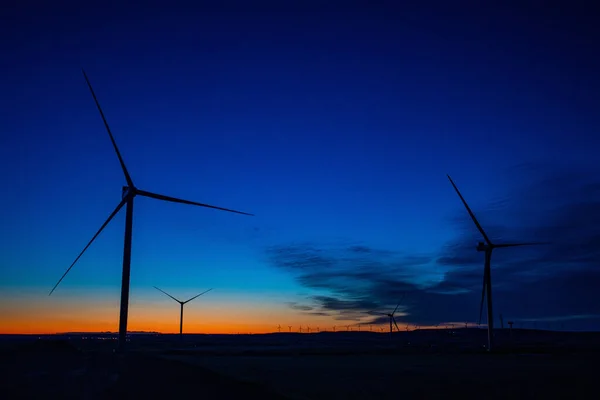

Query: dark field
[1,329,599,399]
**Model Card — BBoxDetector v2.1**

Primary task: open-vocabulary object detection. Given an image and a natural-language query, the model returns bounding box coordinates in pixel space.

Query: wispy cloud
[266,163,600,329]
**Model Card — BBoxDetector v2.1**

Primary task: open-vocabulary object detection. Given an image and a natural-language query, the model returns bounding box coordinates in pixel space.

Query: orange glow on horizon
[0,288,350,334]
[0,288,449,335]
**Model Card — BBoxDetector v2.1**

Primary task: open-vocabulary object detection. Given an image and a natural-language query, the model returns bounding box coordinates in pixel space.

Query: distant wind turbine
[370,294,405,335]
[288,325,292,332]
[277,325,281,333]
[48,70,253,352]
[154,286,212,338]
[447,174,549,351]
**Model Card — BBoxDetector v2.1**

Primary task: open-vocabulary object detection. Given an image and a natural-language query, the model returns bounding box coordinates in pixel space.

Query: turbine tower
[49,70,253,352]
[153,286,212,338]
[447,174,548,351]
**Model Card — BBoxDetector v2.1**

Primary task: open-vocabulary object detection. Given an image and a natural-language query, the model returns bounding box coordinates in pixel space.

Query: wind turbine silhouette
[154,286,212,339]
[447,174,548,351]
[371,294,405,335]
[277,325,281,333]
[48,70,253,352]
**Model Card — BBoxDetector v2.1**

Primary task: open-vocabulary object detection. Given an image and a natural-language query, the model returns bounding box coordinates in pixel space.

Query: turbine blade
[391,292,406,316]
[137,190,253,216]
[393,317,401,332]
[49,197,128,295]
[478,269,488,325]
[495,242,551,248]
[447,175,492,246]
[183,288,213,304]
[82,69,134,188]
[153,286,182,303]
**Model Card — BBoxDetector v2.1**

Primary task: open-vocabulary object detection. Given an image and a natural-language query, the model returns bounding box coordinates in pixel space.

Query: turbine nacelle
[476,241,490,252]
[122,186,134,199]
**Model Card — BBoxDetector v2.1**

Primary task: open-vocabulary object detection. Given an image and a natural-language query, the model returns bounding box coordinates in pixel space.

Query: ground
[1,330,598,399]
[161,352,597,399]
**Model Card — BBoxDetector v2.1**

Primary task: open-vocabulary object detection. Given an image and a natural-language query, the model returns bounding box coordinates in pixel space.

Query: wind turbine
[153,286,212,339]
[447,174,548,351]
[48,70,253,352]
[277,325,281,333]
[370,295,405,335]
[288,326,292,332]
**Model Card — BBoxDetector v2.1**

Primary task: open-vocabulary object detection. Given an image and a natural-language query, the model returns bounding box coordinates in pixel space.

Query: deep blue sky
[1,1,599,332]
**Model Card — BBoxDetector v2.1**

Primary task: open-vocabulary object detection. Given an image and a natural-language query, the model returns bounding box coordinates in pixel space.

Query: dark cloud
[348,245,372,254]
[266,164,600,330]
[285,302,314,312]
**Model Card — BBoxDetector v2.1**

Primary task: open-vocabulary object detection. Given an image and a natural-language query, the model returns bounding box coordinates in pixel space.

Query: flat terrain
[1,330,599,399]
[164,352,596,399]
[0,339,284,399]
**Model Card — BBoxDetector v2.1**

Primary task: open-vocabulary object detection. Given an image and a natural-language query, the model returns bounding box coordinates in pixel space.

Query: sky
[1,1,599,334]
